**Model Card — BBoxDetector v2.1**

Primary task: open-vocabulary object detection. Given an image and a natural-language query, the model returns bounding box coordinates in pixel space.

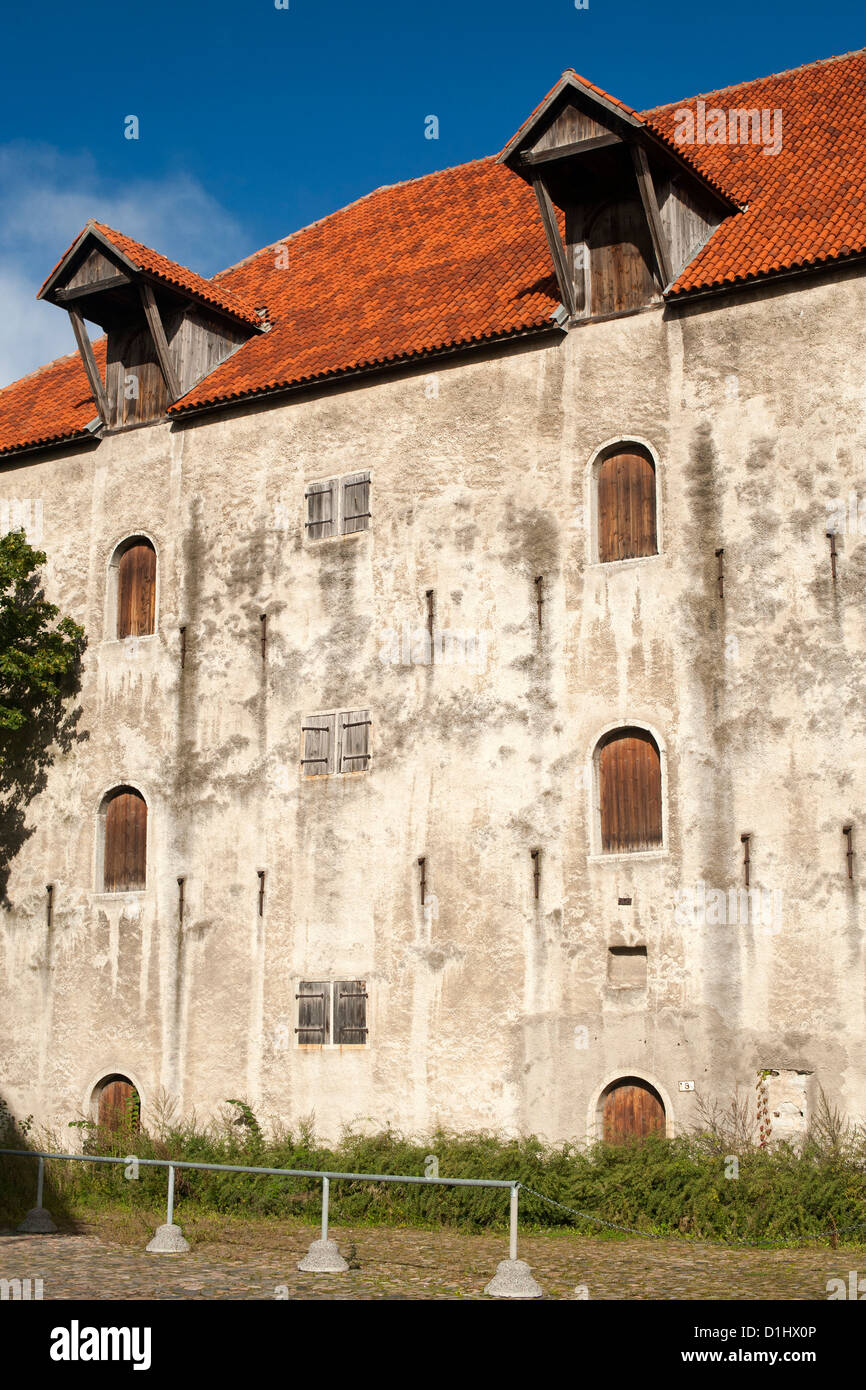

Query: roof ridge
[212,154,497,281]
[642,44,866,116]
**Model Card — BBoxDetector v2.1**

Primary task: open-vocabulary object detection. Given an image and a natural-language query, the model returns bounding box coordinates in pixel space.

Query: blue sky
[0,0,862,384]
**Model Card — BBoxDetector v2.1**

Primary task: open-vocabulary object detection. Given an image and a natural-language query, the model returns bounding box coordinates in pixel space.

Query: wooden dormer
[498,73,738,323]
[38,222,264,430]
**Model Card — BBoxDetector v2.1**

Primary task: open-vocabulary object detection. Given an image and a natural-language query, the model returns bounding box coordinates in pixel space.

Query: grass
[2,1090,865,1248]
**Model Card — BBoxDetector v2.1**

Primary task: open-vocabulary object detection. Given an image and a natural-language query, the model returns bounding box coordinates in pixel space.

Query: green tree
[0,530,84,754]
[0,529,86,900]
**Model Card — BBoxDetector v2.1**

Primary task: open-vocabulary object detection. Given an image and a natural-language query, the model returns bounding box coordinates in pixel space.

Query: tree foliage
[0,530,84,758]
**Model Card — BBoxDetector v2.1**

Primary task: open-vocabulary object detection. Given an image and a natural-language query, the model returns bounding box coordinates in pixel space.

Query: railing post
[484,1183,543,1299]
[16,1153,57,1234]
[297,1174,348,1273]
[146,1161,188,1254]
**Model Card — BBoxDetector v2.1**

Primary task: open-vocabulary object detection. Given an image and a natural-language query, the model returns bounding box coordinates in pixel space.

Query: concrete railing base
[17,1207,58,1234]
[484,1258,543,1298]
[298,1238,349,1273]
[146,1222,190,1254]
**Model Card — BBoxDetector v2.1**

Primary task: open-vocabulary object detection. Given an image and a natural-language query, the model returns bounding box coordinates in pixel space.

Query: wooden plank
[597,449,657,562]
[588,200,658,316]
[67,308,109,423]
[56,273,132,301]
[339,709,371,772]
[630,143,673,287]
[604,1082,664,1142]
[139,282,182,400]
[304,478,337,539]
[297,981,330,1044]
[530,173,576,318]
[301,713,335,775]
[117,541,156,637]
[105,791,147,891]
[599,731,662,852]
[341,471,371,534]
[522,132,621,166]
[335,980,368,1044]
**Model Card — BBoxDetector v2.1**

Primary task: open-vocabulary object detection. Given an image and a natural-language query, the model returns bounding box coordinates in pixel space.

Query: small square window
[607,945,647,988]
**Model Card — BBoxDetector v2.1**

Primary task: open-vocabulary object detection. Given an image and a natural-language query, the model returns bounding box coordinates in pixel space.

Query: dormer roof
[38,221,264,329]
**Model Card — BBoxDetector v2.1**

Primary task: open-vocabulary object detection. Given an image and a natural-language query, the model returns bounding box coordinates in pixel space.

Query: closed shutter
[296,981,330,1044]
[305,479,337,540]
[339,709,371,773]
[301,714,336,776]
[341,471,371,534]
[598,731,662,852]
[597,449,657,562]
[589,198,658,315]
[335,980,368,1044]
[104,789,147,891]
[117,541,156,637]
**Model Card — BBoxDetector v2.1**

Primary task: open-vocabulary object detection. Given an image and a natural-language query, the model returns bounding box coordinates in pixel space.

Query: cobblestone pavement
[1,1221,860,1299]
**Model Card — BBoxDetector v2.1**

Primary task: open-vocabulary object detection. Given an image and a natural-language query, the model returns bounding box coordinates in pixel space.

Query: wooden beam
[67,308,108,424]
[522,132,621,166]
[139,282,181,401]
[530,173,576,319]
[631,143,673,287]
[55,274,132,302]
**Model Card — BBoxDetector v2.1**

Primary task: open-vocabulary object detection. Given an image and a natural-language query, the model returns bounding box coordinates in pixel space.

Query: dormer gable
[498,71,739,323]
[37,222,265,430]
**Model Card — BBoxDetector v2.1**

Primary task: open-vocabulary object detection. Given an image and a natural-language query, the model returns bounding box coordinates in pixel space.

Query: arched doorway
[602,1077,665,1143]
[95,1075,140,1134]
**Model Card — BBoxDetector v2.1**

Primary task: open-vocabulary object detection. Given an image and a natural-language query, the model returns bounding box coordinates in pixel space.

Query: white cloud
[0,143,251,388]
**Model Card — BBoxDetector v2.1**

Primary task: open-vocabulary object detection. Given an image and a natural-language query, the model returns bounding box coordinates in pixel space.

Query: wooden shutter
[602,1081,665,1143]
[589,198,658,315]
[335,980,368,1044]
[338,709,371,774]
[341,471,371,534]
[305,479,337,540]
[597,449,657,562]
[301,714,335,776]
[295,980,330,1044]
[117,541,156,637]
[104,789,147,891]
[598,731,662,852]
[98,1078,139,1132]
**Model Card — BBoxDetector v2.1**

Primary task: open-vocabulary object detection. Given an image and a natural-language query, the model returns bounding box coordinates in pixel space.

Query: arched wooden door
[103,788,147,892]
[603,1079,665,1143]
[97,1076,140,1133]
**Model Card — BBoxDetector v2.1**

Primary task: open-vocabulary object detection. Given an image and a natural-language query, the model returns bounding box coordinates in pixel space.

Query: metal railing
[0,1147,526,1263]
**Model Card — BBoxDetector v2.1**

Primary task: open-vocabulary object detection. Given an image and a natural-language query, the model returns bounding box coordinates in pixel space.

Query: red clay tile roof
[643,49,866,294]
[39,221,263,328]
[2,47,865,456]
[0,340,107,456]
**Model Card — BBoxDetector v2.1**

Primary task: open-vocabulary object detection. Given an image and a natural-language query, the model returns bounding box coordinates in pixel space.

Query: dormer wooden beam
[630,143,674,287]
[529,171,576,319]
[66,308,108,425]
[55,274,132,303]
[139,282,181,402]
[521,132,622,167]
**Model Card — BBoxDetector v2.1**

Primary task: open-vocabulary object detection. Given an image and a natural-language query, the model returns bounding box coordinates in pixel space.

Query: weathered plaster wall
[1,263,865,1143]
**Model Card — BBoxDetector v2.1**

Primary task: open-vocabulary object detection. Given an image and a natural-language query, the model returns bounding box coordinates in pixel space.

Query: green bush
[2,1093,865,1246]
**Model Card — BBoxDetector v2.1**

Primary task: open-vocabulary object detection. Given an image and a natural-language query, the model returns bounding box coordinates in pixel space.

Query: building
[1,50,865,1145]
